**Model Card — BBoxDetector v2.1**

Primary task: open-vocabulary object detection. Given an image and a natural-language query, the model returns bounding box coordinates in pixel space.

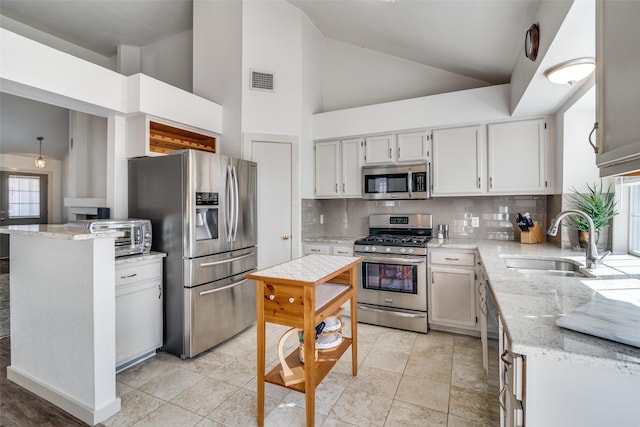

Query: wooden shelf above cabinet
[149,121,216,155]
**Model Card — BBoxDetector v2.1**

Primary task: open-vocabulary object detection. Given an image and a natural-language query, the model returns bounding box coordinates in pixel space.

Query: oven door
[358,253,427,312]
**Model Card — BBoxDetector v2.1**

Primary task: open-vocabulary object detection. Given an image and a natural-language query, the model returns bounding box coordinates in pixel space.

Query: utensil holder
[520,221,545,244]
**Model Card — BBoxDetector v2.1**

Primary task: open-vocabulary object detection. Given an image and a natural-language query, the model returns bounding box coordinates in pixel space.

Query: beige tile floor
[104,321,499,427]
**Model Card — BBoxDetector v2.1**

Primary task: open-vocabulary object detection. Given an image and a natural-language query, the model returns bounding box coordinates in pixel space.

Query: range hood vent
[250,70,275,92]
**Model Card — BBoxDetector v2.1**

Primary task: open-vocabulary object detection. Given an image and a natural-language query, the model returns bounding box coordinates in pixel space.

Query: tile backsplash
[302,196,549,241]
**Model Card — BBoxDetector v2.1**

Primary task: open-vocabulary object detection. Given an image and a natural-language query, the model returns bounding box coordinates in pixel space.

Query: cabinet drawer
[116,260,162,286]
[331,245,353,256]
[304,244,331,255]
[430,251,475,267]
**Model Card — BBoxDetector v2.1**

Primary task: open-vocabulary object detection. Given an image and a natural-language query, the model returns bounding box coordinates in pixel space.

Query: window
[630,184,640,256]
[8,175,41,219]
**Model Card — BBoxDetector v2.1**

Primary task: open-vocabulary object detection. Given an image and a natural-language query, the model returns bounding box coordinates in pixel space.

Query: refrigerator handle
[226,165,235,242]
[232,165,240,241]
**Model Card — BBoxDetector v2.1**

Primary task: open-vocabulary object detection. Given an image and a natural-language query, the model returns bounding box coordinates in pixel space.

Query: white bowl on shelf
[323,316,341,332]
[317,333,342,350]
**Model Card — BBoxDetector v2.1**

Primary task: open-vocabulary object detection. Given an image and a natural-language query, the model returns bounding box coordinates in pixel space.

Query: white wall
[193,0,243,158]
[323,38,490,112]
[300,13,325,199]
[241,1,302,137]
[141,30,193,93]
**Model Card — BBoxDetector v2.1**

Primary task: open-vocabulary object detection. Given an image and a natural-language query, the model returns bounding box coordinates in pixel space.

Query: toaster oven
[68,219,152,257]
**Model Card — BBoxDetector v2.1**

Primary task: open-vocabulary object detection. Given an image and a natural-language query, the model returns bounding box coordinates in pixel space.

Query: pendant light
[544,58,595,85]
[35,136,46,168]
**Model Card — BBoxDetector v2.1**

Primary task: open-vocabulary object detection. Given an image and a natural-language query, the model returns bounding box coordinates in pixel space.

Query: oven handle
[362,255,425,265]
[358,304,427,318]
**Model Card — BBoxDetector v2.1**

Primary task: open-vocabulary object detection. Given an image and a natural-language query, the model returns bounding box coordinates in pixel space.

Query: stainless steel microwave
[68,219,152,257]
[362,163,431,200]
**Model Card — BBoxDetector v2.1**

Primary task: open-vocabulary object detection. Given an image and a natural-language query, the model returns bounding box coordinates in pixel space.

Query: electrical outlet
[471,217,480,227]
[320,214,324,225]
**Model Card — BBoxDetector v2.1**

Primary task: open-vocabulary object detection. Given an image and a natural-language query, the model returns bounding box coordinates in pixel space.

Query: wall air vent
[250,70,275,92]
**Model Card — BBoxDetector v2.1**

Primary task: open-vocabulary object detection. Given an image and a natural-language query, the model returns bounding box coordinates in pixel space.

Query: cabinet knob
[269,294,275,301]
[288,297,295,303]
[282,234,290,240]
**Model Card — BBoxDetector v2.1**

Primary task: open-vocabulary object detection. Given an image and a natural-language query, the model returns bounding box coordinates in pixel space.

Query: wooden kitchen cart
[248,254,363,427]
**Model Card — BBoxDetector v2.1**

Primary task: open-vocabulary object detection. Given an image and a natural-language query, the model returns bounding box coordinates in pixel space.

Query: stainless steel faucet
[547,209,610,269]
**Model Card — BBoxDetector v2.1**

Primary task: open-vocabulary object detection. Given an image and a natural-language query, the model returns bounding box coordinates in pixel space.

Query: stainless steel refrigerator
[128,149,257,359]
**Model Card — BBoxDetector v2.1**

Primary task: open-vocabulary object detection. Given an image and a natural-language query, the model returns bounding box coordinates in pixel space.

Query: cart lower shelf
[264,337,352,393]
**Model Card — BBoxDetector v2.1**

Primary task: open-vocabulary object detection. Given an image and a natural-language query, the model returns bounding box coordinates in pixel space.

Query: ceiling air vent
[250,70,275,92]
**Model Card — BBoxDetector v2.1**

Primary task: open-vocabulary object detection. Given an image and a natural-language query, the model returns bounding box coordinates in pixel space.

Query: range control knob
[408,248,414,254]
[371,247,377,252]
[145,233,151,238]
[400,248,406,253]
[385,247,391,253]
[364,246,370,252]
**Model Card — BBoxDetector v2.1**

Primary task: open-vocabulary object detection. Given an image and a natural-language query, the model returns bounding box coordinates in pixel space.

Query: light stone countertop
[430,239,640,375]
[0,224,123,240]
[303,236,364,245]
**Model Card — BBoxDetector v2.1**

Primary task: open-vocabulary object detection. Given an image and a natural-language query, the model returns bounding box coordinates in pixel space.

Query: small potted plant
[566,182,618,248]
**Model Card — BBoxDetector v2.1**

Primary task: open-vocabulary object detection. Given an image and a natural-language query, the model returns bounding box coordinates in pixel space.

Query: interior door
[0,171,49,258]
[249,140,292,269]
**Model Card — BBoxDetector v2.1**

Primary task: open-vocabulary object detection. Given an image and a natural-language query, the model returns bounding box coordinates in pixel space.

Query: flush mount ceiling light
[544,57,596,85]
[35,136,46,168]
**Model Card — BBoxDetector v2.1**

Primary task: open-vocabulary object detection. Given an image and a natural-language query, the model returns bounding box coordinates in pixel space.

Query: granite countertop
[0,224,123,240]
[303,236,364,245]
[430,239,640,375]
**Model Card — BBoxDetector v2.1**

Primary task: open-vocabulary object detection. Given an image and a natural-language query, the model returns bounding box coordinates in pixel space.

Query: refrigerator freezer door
[186,270,256,357]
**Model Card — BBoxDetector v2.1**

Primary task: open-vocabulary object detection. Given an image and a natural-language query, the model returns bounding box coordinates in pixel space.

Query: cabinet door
[315,141,340,197]
[488,119,547,194]
[429,265,477,330]
[432,125,485,195]
[116,280,162,367]
[364,134,395,164]
[596,0,640,176]
[341,138,363,197]
[397,131,428,163]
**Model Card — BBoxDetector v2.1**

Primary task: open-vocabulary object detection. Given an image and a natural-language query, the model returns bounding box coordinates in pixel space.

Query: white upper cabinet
[487,118,548,194]
[432,125,485,196]
[315,141,340,197]
[315,138,363,198]
[364,132,428,165]
[432,120,549,197]
[595,0,640,176]
[397,131,430,163]
[364,134,396,164]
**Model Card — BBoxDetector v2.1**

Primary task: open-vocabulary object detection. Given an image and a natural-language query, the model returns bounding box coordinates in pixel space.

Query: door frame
[241,132,301,260]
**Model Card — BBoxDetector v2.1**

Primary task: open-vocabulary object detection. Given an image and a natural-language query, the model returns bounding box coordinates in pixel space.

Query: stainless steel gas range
[355,213,432,333]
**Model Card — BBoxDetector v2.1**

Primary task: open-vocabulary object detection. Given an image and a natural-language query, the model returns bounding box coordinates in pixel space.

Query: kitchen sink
[501,256,587,278]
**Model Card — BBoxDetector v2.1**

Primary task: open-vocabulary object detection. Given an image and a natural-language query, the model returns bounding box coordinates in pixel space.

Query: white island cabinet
[115,253,165,372]
[0,224,122,426]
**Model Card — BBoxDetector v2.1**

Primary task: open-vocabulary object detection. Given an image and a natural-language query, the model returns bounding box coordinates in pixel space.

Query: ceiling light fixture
[35,136,46,168]
[544,57,595,85]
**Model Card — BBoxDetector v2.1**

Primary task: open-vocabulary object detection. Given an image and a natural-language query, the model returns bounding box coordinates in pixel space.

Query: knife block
[520,221,545,244]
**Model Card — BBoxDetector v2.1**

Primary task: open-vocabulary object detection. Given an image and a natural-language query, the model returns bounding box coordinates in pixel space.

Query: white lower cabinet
[115,256,163,371]
[428,249,479,334]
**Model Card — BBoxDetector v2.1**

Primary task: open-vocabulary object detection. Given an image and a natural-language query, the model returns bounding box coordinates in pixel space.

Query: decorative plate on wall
[525,23,540,61]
